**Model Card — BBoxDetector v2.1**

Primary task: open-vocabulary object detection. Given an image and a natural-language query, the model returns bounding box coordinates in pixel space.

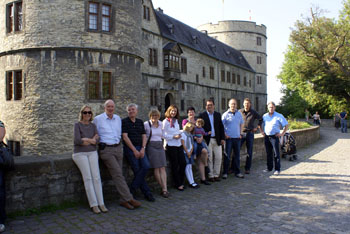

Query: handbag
[0,142,15,171]
[146,121,152,146]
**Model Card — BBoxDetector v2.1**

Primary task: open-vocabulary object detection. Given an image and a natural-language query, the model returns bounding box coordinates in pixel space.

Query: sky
[152,0,344,104]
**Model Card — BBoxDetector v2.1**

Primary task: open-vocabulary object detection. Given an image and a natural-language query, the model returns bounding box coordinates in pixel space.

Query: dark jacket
[199,111,225,145]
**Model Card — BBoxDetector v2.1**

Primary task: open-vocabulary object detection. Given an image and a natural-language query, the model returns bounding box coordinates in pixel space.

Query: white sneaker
[273,170,280,175]
[263,169,272,173]
[0,224,5,233]
[222,174,228,179]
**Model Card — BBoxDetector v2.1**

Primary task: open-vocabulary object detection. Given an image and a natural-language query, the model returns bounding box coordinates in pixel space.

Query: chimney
[157,7,163,13]
[201,30,208,35]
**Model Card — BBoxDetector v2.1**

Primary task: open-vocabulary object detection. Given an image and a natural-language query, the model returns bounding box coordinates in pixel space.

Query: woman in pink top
[182,107,196,128]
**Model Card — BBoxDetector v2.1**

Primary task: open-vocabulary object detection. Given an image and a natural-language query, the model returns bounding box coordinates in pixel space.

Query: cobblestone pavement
[5,127,350,234]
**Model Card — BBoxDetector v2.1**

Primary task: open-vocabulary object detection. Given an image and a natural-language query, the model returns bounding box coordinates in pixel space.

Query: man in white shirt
[94,100,141,210]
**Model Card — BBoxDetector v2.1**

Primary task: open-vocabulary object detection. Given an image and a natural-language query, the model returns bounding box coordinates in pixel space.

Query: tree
[278,2,350,117]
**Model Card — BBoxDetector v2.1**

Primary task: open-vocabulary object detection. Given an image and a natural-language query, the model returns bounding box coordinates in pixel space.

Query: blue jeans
[240,132,254,171]
[124,146,151,197]
[341,119,347,133]
[224,138,241,175]
[264,136,281,171]
[0,170,6,224]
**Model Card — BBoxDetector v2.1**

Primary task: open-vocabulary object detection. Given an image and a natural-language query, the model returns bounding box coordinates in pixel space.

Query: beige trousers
[207,138,222,178]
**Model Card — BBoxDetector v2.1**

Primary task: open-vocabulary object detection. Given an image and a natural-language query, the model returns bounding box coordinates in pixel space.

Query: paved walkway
[5,127,350,234]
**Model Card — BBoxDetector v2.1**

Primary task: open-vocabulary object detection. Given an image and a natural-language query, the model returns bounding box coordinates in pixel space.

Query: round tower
[0,0,143,156]
[197,21,267,113]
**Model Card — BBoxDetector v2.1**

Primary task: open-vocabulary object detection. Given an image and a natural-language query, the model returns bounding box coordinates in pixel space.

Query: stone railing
[6,126,320,213]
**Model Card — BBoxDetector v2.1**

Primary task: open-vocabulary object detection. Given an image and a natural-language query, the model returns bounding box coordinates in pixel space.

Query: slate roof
[155,10,255,72]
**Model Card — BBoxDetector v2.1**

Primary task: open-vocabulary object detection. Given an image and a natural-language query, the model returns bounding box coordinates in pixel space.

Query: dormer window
[210,44,216,52]
[192,36,198,44]
[167,24,174,34]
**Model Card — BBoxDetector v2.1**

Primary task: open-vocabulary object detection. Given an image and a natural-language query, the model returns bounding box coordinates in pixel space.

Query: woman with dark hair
[73,105,107,214]
[162,105,186,191]
[0,120,6,232]
[182,106,196,128]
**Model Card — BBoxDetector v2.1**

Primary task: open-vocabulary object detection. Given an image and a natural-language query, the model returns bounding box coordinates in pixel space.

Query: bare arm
[277,124,289,137]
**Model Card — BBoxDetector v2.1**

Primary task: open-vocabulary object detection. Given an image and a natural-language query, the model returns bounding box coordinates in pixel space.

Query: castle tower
[197,21,267,112]
[0,0,144,155]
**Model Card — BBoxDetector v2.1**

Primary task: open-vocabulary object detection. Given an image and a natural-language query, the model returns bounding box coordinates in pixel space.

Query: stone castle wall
[197,21,267,106]
[0,0,145,156]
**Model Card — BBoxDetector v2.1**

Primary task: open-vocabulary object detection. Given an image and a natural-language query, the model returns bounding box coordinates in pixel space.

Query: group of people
[305,109,322,126]
[72,98,289,214]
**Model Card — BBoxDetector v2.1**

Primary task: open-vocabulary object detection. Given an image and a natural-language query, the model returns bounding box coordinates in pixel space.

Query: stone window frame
[209,66,214,80]
[6,70,23,101]
[237,99,241,109]
[86,69,114,101]
[148,48,158,66]
[150,88,158,106]
[244,76,247,86]
[257,75,262,84]
[180,57,187,74]
[221,97,226,110]
[257,37,262,46]
[226,71,231,83]
[181,99,185,111]
[221,70,225,82]
[237,74,241,85]
[202,66,206,78]
[143,5,150,21]
[232,73,236,84]
[85,1,115,34]
[6,1,23,34]
[257,56,262,64]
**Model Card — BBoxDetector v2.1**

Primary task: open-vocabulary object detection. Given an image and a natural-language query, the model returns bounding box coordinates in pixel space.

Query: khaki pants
[99,145,133,203]
[207,138,222,178]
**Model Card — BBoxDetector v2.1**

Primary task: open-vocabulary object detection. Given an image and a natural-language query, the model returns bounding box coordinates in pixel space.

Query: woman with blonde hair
[73,105,107,214]
[162,105,186,191]
[144,109,169,198]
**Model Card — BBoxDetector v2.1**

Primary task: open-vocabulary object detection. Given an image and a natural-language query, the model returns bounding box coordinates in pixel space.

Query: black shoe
[200,180,211,185]
[145,193,155,202]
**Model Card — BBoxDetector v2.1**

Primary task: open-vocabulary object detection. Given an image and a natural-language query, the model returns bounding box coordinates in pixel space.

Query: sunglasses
[82,111,92,115]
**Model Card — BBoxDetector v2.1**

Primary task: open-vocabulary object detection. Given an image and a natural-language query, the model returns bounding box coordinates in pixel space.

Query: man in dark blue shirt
[340,111,348,133]
[122,103,155,202]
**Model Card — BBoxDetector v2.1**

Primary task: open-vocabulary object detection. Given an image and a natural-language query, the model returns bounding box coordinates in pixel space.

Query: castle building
[0,0,267,156]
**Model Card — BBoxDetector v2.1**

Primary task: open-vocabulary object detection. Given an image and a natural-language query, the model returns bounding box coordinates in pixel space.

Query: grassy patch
[288,118,312,130]
[8,200,83,219]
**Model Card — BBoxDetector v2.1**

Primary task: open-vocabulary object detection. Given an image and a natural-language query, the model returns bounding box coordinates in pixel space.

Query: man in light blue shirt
[94,100,141,209]
[261,101,288,175]
[222,98,244,179]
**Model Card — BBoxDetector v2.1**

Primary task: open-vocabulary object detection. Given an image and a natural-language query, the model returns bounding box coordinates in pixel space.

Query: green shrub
[288,119,312,130]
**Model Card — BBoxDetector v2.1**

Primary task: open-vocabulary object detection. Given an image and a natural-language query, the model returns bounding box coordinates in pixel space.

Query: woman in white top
[162,105,186,191]
[144,109,169,198]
